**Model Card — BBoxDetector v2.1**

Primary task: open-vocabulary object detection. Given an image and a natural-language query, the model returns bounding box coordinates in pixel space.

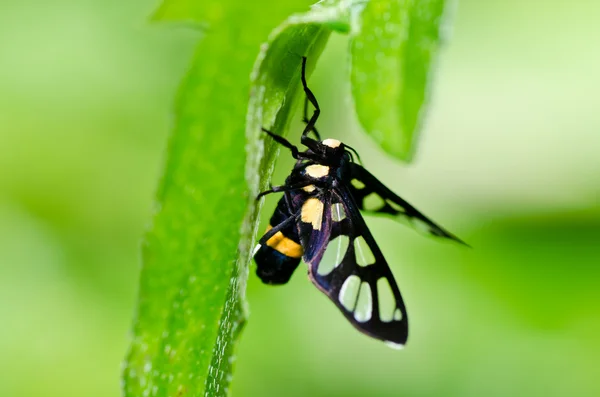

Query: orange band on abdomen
[265,225,303,258]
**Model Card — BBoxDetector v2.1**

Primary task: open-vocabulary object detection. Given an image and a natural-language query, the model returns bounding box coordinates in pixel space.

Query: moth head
[318,138,346,163]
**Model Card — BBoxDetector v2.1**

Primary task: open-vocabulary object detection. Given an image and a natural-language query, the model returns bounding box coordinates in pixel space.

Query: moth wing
[303,188,409,346]
[294,191,334,266]
[349,163,467,245]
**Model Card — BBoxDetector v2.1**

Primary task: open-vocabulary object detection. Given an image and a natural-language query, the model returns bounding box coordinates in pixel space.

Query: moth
[253,57,466,347]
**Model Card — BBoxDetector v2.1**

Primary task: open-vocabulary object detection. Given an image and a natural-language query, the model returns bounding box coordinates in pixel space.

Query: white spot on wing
[354,282,372,322]
[385,341,405,350]
[318,235,349,276]
[377,277,396,322]
[394,308,403,321]
[387,200,406,213]
[331,203,346,222]
[351,179,365,189]
[411,218,432,234]
[339,275,361,311]
[363,193,385,211]
[303,184,316,193]
[354,236,376,266]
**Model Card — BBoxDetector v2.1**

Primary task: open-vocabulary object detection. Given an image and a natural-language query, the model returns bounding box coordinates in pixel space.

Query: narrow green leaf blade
[122,2,311,397]
[122,34,253,397]
[350,0,449,161]
[123,1,352,396]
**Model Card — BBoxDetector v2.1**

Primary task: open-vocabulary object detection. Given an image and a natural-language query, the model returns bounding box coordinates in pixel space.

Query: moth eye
[339,275,361,311]
[377,278,396,322]
[331,203,346,222]
[351,179,366,189]
[354,236,376,266]
[318,235,349,276]
[363,193,385,211]
[354,282,373,323]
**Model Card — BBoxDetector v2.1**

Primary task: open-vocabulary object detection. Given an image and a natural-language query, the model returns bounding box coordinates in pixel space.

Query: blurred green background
[1,0,599,396]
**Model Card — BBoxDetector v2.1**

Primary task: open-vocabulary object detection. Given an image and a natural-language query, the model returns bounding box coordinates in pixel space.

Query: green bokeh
[1,0,598,396]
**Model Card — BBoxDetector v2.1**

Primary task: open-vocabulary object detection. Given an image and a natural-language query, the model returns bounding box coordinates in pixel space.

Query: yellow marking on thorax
[303,184,316,193]
[322,138,341,148]
[301,197,324,230]
[305,164,330,179]
[265,225,303,258]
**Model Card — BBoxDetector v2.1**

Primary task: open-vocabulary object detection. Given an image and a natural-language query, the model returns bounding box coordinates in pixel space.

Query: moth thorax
[322,138,342,148]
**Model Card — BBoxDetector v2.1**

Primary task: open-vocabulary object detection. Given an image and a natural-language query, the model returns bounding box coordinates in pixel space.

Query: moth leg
[256,181,313,200]
[303,96,321,141]
[283,189,295,215]
[258,212,299,246]
[262,127,322,162]
[300,57,321,141]
[262,127,300,158]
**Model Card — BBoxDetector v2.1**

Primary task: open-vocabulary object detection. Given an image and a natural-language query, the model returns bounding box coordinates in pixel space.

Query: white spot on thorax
[305,164,330,179]
[322,138,341,148]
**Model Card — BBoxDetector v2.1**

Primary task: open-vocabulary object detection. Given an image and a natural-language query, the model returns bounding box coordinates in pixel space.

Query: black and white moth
[253,57,466,348]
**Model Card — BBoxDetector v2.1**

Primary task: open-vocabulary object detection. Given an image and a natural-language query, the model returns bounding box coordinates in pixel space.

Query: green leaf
[350,0,450,161]
[122,2,351,397]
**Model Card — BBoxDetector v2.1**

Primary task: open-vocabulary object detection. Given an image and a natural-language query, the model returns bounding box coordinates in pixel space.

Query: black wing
[299,187,408,347]
[348,163,467,245]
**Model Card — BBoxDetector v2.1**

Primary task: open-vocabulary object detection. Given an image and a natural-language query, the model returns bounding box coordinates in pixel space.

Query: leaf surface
[351,0,450,161]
